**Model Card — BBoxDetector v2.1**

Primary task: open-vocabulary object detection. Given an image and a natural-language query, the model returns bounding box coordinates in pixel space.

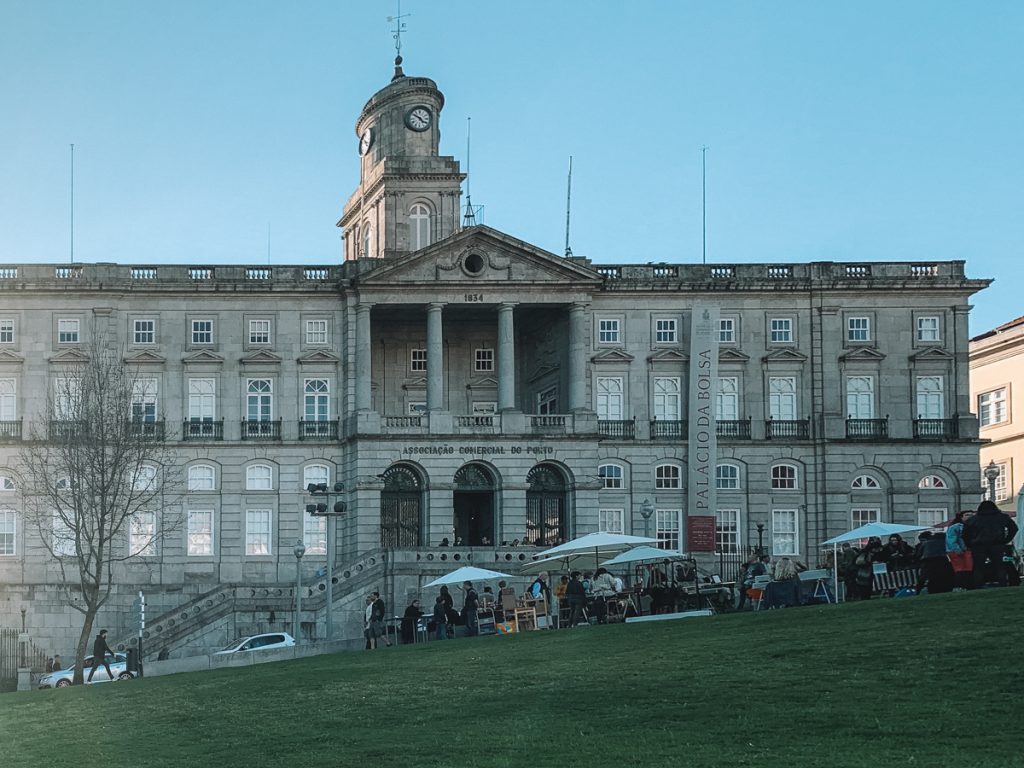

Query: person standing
[914,532,954,594]
[433,595,449,640]
[964,500,1019,588]
[87,629,114,682]
[461,581,479,637]
[50,654,63,673]
[369,591,392,648]
[565,571,588,626]
[945,510,975,590]
[400,599,424,644]
[591,568,617,623]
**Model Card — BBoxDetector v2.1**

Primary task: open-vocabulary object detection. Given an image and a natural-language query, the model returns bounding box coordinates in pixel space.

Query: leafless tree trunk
[19,334,182,684]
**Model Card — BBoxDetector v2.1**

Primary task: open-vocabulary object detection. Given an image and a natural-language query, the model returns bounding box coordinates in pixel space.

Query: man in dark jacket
[964,500,1019,587]
[87,629,114,682]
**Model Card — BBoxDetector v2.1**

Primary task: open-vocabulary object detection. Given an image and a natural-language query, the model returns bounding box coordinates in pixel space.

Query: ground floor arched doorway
[380,464,424,547]
[453,463,496,546]
[526,463,568,546]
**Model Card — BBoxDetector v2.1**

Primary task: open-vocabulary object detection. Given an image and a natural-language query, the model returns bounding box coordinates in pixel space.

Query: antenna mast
[462,117,477,227]
[701,145,708,265]
[564,156,573,257]
[70,143,75,263]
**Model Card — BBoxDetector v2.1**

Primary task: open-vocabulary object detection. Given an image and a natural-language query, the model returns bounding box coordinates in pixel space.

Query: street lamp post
[293,540,305,642]
[755,523,765,555]
[984,461,1001,502]
[306,481,347,641]
[640,498,654,539]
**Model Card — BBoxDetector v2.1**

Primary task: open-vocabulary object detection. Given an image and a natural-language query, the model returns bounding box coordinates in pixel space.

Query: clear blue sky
[1,1,1021,334]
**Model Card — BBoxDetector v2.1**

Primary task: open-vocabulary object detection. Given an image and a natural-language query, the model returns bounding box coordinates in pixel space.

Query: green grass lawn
[3,589,1022,768]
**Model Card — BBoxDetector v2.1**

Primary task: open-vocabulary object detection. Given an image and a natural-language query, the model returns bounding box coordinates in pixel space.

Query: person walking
[964,500,1019,588]
[87,629,114,682]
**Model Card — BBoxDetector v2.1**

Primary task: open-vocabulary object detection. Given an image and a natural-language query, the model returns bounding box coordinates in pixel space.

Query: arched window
[771,463,798,490]
[246,464,273,491]
[655,464,681,490]
[716,463,740,490]
[598,463,624,489]
[526,465,568,546]
[851,475,880,490]
[918,475,948,490]
[410,203,431,250]
[362,222,372,258]
[0,476,14,492]
[187,464,216,492]
[303,464,329,490]
[380,465,423,548]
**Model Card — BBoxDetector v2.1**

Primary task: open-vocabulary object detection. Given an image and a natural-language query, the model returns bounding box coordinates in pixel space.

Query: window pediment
[240,350,282,365]
[465,376,498,390]
[402,377,428,391]
[591,349,635,364]
[0,349,24,365]
[182,350,225,365]
[909,347,954,363]
[297,350,341,365]
[48,348,90,364]
[839,347,886,363]
[719,348,750,363]
[647,349,688,364]
[761,348,808,364]
[123,350,166,365]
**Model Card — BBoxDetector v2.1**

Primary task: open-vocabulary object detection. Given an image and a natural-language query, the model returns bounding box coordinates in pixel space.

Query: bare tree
[20,335,182,684]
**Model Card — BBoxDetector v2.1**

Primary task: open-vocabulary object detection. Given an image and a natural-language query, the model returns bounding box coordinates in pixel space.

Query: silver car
[37,653,135,688]
[213,632,295,654]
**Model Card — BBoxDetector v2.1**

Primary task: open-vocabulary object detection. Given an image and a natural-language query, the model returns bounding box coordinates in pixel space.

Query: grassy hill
[4,589,1022,768]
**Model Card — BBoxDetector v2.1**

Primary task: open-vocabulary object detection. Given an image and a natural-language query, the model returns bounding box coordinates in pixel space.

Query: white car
[38,653,135,689]
[213,632,295,655]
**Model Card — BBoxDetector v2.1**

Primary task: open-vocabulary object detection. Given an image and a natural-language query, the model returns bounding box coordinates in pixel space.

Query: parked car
[38,653,134,689]
[214,632,295,655]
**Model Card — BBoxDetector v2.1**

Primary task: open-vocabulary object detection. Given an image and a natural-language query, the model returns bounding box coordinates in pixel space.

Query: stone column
[497,303,517,411]
[427,302,445,411]
[355,303,373,411]
[568,303,588,411]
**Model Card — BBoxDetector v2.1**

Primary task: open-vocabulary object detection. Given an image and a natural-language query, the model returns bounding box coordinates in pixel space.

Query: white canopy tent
[821,522,930,602]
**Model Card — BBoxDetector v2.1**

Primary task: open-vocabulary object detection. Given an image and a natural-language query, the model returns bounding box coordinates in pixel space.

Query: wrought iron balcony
[599,419,635,439]
[846,417,888,440]
[913,418,958,441]
[129,419,165,441]
[717,419,751,440]
[242,419,281,441]
[650,420,686,440]
[298,419,338,441]
[48,420,87,441]
[0,419,22,441]
[765,419,810,440]
[182,419,224,441]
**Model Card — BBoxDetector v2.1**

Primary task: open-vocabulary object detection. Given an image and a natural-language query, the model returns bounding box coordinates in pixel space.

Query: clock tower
[338,57,466,261]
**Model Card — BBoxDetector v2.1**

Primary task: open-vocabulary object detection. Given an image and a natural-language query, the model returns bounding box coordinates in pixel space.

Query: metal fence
[0,628,51,682]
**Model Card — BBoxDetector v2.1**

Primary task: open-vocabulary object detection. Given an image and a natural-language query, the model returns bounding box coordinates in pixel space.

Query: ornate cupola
[338,56,465,261]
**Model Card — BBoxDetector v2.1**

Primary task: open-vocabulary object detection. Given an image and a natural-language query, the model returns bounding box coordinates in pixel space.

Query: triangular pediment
[240,350,283,365]
[124,350,166,365]
[528,363,559,383]
[909,347,954,362]
[591,349,635,364]
[297,349,341,365]
[762,348,809,364]
[0,349,24,364]
[48,348,90,364]
[719,348,750,363]
[647,349,688,364]
[402,377,428,391]
[182,350,225,365]
[356,226,603,287]
[839,347,886,363]
[465,376,498,390]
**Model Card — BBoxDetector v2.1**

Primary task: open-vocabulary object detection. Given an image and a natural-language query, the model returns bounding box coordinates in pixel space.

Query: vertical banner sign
[687,305,720,551]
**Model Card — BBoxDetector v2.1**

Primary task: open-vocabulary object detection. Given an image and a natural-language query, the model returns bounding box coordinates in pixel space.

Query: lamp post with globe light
[984,461,1001,502]
[293,540,305,643]
[640,498,655,539]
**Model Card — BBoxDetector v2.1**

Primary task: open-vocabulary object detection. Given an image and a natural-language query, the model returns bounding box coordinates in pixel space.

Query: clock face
[358,127,374,156]
[405,106,432,132]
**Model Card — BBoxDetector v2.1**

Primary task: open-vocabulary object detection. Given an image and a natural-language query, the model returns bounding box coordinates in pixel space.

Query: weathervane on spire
[387,1,409,79]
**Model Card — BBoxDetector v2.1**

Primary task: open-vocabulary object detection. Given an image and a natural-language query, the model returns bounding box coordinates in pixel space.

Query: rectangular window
[131,379,158,422]
[245,509,272,556]
[304,379,329,422]
[247,379,273,422]
[410,349,427,372]
[769,318,792,343]
[596,377,624,420]
[305,319,328,345]
[846,376,875,419]
[653,377,681,421]
[917,508,947,528]
[248,319,271,345]
[716,509,739,554]
[304,514,327,556]
[598,509,624,535]
[52,514,76,557]
[719,318,735,343]
[0,319,14,344]
[188,378,215,421]
[474,348,494,372]
[655,319,677,344]
[133,319,155,345]
[655,465,681,489]
[0,510,15,556]
[537,386,558,415]
[129,512,156,557]
[978,388,1008,427]
[598,319,620,344]
[187,509,213,556]
[847,317,870,342]
[472,401,497,415]
[0,378,16,421]
[917,316,940,342]
[851,508,880,528]
[916,376,944,419]
[58,318,80,344]
[771,509,799,555]
[53,378,81,420]
[994,462,1010,502]
[191,319,213,345]
[768,377,797,421]
[655,509,681,552]
[716,377,738,421]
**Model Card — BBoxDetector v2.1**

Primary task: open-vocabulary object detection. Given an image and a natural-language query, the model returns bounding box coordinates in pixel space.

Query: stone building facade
[0,62,991,656]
